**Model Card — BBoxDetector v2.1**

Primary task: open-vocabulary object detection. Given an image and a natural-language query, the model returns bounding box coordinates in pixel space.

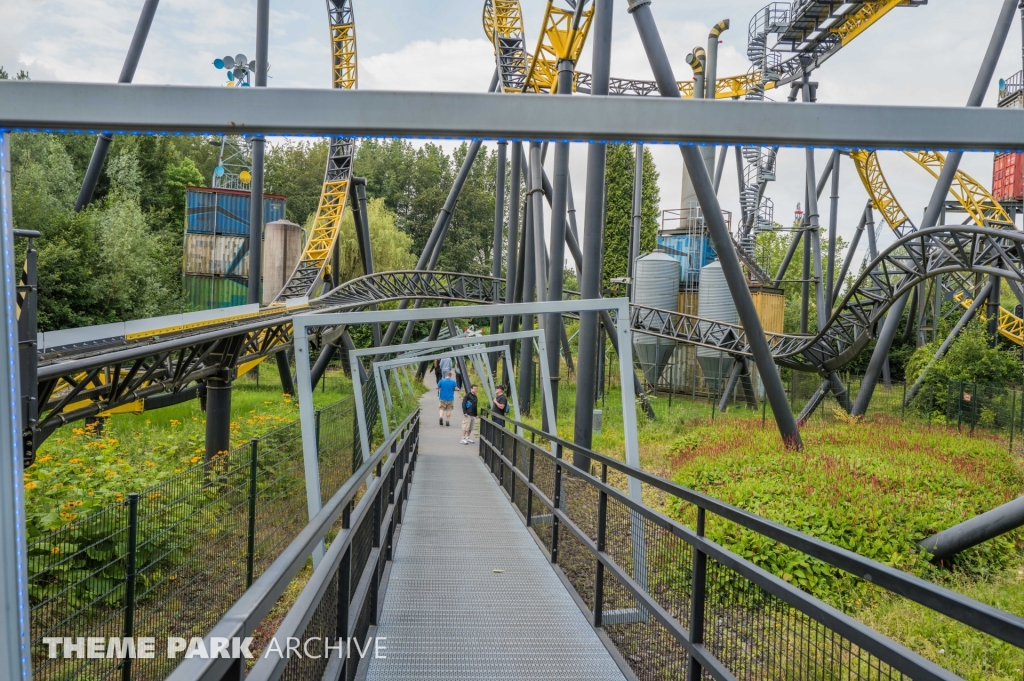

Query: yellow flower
[68,458,82,464]
[24,481,36,490]
[36,455,52,463]
[144,461,156,467]
[50,546,60,555]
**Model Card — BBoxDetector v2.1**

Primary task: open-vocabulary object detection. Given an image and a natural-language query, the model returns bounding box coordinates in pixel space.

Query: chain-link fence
[28,393,371,681]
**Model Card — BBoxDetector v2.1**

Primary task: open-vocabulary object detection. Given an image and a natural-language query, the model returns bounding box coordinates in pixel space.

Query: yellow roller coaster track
[272,0,358,304]
[484,0,593,94]
[851,149,1022,345]
[523,1,593,92]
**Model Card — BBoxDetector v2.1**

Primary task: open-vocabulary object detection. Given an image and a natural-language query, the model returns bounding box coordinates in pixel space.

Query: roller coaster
[16,0,1024,462]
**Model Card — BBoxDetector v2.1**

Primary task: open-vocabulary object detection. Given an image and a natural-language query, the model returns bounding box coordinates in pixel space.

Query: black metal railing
[165,409,420,681]
[28,394,373,681]
[478,416,1024,681]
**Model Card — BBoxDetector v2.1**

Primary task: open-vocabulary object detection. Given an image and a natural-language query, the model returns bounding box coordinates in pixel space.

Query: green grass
[515,372,1024,678]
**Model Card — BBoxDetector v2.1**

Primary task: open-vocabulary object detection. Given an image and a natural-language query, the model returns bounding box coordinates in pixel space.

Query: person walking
[437,370,458,427]
[432,359,442,386]
[460,385,479,444]
[492,384,509,427]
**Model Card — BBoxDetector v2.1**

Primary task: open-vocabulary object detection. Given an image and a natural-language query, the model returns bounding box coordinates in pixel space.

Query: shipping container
[183,234,250,277]
[183,275,256,311]
[750,285,785,334]
[992,152,1023,203]
[185,186,286,236]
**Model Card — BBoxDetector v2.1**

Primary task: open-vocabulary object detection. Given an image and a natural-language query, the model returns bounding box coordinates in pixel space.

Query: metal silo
[696,260,738,393]
[633,252,679,388]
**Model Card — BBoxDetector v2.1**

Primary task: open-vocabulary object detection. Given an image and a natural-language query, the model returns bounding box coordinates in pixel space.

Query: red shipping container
[992,152,1023,203]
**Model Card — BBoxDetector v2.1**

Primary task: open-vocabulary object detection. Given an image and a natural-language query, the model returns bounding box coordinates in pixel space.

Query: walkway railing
[165,408,419,681]
[479,416,1024,681]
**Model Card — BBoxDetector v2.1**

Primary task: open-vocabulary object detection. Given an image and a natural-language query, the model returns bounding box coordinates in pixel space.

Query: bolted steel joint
[626,0,652,13]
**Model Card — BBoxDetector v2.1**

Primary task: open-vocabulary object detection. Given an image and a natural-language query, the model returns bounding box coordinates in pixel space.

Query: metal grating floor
[366,391,625,680]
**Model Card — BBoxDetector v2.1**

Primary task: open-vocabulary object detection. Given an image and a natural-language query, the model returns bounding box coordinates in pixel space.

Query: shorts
[439,400,454,412]
[462,414,475,436]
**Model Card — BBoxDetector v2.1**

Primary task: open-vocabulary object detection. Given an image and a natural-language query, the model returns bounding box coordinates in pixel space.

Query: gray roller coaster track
[31,221,1024,448]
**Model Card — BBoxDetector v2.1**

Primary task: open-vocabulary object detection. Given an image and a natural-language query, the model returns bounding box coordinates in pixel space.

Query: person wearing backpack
[460,385,479,445]
[492,385,509,427]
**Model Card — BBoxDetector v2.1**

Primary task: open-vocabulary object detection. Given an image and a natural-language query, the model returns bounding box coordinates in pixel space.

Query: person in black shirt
[492,385,509,427]
[460,385,479,444]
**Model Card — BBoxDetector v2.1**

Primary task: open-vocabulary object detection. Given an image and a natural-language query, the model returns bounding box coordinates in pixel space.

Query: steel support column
[627,142,644,301]
[853,0,1019,416]
[573,0,613,463]
[74,0,161,211]
[204,374,232,466]
[825,150,841,309]
[490,140,508,371]
[546,62,574,420]
[246,0,270,305]
[832,204,869,306]
[628,0,802,448]
[0,130,31,681]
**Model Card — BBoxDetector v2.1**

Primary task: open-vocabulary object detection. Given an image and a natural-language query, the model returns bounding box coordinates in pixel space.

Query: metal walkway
[366,390,626,681]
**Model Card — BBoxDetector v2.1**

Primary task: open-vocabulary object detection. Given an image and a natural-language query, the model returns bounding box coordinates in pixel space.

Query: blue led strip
[0,130,30,680]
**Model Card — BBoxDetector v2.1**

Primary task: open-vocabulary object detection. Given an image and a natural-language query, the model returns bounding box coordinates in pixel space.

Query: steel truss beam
[3,82,1024,151]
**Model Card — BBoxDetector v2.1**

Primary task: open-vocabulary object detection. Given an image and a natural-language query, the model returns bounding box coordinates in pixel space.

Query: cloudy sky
[2,0,1022,265]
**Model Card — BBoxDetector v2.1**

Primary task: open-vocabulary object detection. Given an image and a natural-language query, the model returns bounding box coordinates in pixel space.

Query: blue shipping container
[185,186,286,236]
[657,234,717,285]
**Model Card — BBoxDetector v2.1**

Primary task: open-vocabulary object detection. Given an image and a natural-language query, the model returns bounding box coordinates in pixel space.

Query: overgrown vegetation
[515,372,1024,678]
[24,367,352,539]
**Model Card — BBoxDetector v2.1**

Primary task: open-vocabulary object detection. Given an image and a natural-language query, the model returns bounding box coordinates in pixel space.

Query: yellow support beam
[832,0,906,46]
[523,1,593,93]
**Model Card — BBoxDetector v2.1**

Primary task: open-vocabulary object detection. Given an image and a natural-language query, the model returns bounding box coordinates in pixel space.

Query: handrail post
[315,409,322,457]
[337,546,351,675]
[593,462,608,627]
[509,425,517,503]
[551,443,563,563]
[246,438,259,588]
[685,506,707,681]
[121,493,140,681]
[526,445,535,526]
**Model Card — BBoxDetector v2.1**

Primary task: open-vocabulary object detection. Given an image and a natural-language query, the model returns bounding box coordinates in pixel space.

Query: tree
[265,139,329,227]
[354,139,498,274]
[602,144,660,289]
[329,197,416,282]
[906,319,1020,391]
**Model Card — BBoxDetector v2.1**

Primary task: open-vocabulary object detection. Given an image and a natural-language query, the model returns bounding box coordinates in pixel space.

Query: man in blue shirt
[437,371,458,427]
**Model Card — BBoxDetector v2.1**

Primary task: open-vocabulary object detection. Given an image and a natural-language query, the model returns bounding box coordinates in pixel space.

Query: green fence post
[1009,390,1016,453]
[762,395,767,428]
[971,382,978,436]
[121,493,140,681]
[957,381,963,432]
[315,409,322,457]
[246,438,259,588]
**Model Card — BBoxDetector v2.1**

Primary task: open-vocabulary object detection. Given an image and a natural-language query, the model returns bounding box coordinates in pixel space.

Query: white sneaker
[467,438,475,443]
[460,437,467,444]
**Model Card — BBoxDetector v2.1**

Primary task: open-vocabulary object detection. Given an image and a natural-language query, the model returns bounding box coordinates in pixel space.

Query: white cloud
[359,38,494,92]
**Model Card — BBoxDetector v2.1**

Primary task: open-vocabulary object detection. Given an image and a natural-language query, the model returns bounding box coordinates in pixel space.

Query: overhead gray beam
[3,82,1024,150]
